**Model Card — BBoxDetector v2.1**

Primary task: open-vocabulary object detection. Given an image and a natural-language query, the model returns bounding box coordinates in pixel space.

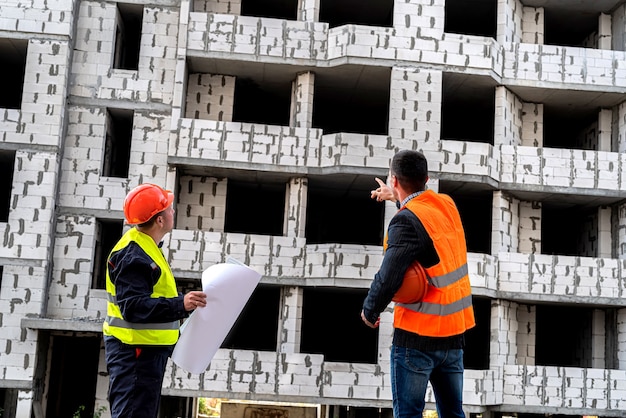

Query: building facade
[0,0,625,417]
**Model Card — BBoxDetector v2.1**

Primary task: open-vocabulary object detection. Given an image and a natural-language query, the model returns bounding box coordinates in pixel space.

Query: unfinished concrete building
[1,0,626,417]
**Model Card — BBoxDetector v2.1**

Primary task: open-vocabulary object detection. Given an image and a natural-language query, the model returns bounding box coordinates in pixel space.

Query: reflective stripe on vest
[397,294,473,316]
[429,264,468,288]
[103,227,180,345]
[105,316,179,331]
[393,190,475,337]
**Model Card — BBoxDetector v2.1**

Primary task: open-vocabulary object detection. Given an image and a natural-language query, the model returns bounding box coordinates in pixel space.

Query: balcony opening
[102,108,133,178]
[301,287,377,364]
[464,296,491,370]
[439,183,493,254]
[319,0,393,28]
[113,3,143,71]
[0,38,27,109]
[305,175,384,245]
[544,7,599,48]
[542,203,598,257]
[224,178,286,236]
[241,0,297,20]
[0,151,15,222]
[233,77,291,126]
[312,66,390,135]
[221,284,280,351]
[441,73,495,145]
[46,334,100,418]
[535,304,593,367]
[444,0,496,38]
[544,105,599,150]
[92,219,123,289]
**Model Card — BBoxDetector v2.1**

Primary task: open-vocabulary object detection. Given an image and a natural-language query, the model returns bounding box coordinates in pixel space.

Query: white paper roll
[171,262,262,374]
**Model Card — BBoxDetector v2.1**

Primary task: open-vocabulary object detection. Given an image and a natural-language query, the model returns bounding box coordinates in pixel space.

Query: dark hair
[390,150,428,193]
[137,209,166,229]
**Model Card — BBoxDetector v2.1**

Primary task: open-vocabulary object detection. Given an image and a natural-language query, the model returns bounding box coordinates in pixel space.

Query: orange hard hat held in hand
[123,183,174,225]
[392,261,429,304]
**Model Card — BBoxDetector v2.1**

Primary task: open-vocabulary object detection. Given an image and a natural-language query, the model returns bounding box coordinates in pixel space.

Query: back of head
[391,150,428,193]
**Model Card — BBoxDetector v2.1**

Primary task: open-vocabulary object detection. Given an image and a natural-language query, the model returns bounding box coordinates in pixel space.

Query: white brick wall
[3,0,626,416]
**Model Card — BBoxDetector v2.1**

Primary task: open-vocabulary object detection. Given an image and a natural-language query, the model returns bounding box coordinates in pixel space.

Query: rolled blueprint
[171,260,262,374]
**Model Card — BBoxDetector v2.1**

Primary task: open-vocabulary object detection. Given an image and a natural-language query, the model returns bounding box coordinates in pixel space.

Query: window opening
[224,178,286,236]
[92,219,123,289]
[535,304,593,367]
[444,0,496,38]
[301,287,377,363]
[102,108,133,178]
[113,3,143,70]
[221,284,280,351]
[439,183,493,255]
[544,8,599,48]
[319,0,393,28]
[45,335,101,418]
[463,296,491,370]
[312,66,390,135]
[0,151,15,222]
[541,203,598,257]
[305,175,384,245]
[232,77,291,126]
[0,38,27,109]
[441,73,495,144]
[240,0,297,20]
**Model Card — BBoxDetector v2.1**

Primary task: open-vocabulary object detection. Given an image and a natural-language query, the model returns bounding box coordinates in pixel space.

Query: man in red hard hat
[103,183,207,418]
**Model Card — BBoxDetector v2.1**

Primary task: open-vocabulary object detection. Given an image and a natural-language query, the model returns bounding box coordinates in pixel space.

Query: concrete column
[289,72,315,128]
[616,102,626,153]
[494,86,523,146]
[497,0,523,44]
[278,286,304,353]
[598,108,612,151]
[492,191,519,254]
[522,6,544,44]
[597,207,612,258]
[591,309,606,368]
[517,304,536,366]
[521,102,543,147]
[297,0,319,22]
[618,202,626,259]
[617,308,626,370]
[598,13,612,50]
[611,4,626,51]
[518,201,541,254]
[393,0,444,39]
[283,177,308,238]
[490,300,519,369]
[387,68,442,150]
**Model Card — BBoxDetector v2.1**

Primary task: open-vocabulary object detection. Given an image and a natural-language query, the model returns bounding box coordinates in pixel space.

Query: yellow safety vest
[393,190,476,337]
[102,228,180,345]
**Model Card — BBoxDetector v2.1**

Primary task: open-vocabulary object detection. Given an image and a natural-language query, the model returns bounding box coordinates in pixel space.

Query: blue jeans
[390,345,465,418]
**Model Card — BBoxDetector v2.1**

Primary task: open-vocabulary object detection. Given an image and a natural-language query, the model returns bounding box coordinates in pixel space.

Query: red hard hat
[392,261,429,304]
[123,183,174,225]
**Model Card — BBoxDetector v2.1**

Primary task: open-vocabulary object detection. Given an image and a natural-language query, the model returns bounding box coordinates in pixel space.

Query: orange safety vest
[391,190,475,337]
